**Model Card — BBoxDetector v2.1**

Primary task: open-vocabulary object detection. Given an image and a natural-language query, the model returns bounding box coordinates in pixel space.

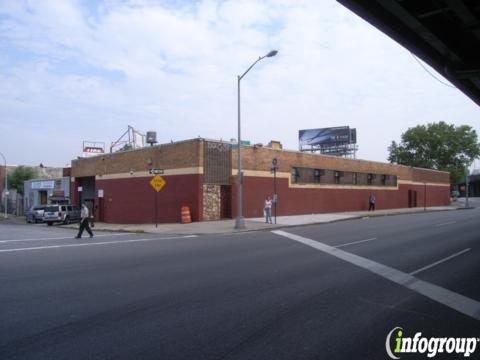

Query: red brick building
[70,138,450,224]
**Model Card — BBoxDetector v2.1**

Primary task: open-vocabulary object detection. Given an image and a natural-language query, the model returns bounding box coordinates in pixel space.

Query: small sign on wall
[32,181,55,189]
[78,186,83,192]
[98,189,104,198]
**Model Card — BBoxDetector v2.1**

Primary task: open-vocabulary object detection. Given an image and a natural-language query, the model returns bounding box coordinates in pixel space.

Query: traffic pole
[274,167,277,224]
[155,191,158,228]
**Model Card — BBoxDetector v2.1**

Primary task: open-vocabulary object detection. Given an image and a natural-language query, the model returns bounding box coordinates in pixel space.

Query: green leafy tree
[388,122,480,184]
[7,166,35,195]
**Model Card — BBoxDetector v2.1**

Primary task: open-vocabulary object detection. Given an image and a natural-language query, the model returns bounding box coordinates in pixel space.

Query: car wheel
[64,217,70,225]
[47,222,53,226]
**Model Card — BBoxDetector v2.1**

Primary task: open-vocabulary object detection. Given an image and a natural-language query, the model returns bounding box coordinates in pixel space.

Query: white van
[43,205,81,226]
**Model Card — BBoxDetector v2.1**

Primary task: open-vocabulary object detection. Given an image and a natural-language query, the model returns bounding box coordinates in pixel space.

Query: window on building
[367,173,373,185]
[292,167,300,183]
[334,171,341,184]
[289,167,395,187]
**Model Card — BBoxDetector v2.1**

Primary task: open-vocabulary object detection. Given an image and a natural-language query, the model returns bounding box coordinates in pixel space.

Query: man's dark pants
[77,219,93,238]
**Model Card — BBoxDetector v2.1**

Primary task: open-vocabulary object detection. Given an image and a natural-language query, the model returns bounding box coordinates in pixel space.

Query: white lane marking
[435,221,457,227]
[409,248,471,276]
[0,235,198,253]
[0,233,130,244]
[335,237,377,248]
[272,230,480,321]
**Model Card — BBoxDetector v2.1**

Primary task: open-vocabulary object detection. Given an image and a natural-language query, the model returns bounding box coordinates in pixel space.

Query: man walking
[75,203,93,238]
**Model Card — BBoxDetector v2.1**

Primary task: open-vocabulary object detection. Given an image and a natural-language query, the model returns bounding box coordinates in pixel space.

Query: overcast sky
[1,0,479,168]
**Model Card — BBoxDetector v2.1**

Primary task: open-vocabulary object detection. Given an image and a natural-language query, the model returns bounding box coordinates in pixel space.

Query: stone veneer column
[202,184,221,220]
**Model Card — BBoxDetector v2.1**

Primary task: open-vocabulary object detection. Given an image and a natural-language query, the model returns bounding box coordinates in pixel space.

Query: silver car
[44,204,81,226]
[25,205,47,223]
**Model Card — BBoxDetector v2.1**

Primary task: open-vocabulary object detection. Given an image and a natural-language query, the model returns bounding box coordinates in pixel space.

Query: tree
[388,122,480,184]
[7,166,35,195]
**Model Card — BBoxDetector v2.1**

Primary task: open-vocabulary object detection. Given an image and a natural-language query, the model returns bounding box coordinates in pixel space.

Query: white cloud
[0,0,479,167]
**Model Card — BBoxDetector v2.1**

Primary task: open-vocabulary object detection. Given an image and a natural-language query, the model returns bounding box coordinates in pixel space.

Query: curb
[2,206,467,236]
[89,207,457,236]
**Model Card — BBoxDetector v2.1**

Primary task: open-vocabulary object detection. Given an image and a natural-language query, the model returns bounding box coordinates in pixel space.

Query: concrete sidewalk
[1,204,467,236]
[57,205,460,235]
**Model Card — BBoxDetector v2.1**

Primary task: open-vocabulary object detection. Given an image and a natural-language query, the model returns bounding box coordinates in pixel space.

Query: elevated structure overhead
[338,0,480,106]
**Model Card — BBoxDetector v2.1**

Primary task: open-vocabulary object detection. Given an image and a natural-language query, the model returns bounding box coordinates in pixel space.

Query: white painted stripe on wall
[272,230,480,320]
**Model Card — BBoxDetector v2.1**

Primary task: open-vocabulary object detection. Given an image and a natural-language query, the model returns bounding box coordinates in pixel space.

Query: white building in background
[24,177,71,210]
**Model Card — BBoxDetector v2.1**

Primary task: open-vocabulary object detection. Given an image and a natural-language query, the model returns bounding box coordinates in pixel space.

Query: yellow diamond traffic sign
[150,175,166,192]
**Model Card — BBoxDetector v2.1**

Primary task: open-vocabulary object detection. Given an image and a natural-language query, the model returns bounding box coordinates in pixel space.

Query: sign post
[149,174,166,228]
[77,186,83,207]
[424,183,427,211]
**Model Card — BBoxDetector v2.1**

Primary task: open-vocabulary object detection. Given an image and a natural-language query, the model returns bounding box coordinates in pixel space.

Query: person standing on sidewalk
[264,196,273,224]
[368,193,376,211]
[75,203,94,238]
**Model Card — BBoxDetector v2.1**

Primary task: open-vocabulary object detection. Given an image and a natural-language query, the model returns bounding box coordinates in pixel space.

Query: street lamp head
[265,50,278,57]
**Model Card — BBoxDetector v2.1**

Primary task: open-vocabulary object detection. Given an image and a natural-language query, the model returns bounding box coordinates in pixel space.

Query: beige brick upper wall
[72,139,203,177]
[233,146,450,184]
[71,138,450,184]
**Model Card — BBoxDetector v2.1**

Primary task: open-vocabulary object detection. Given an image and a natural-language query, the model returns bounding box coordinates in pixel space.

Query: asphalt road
[1,209,479,359]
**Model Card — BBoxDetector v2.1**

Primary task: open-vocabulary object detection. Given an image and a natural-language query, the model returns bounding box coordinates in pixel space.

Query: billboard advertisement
[299,126,352,147]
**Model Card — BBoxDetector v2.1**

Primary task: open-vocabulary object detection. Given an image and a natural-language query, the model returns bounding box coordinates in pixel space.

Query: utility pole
[465,170,470,208]
[271,157,278,224]
[0,152,7,218]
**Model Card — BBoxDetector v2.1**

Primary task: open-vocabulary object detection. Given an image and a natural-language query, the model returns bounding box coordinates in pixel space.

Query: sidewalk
[0,204,467,236]
[58,205,461,235]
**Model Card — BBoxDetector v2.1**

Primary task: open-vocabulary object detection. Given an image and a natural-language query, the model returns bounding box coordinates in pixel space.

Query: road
[1,209,479,359]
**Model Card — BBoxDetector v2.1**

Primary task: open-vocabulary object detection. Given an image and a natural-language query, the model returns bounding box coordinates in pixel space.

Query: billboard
[82,141,105,158]
[299,126,353,147]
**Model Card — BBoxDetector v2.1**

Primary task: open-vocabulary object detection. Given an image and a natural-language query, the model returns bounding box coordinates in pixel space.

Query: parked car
[43,204,81,226]
[25,205,47,223]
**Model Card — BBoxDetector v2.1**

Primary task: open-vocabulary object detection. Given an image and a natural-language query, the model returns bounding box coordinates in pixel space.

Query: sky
[1,0,479,168]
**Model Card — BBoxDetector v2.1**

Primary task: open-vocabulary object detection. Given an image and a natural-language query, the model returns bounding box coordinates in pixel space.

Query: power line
[410,52,456,88]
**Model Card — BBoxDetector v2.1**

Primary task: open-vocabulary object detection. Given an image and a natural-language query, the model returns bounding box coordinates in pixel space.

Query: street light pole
[424,183,426,211]
[465,169,470,208]
[0,152,7,219]
[235,50,278,229]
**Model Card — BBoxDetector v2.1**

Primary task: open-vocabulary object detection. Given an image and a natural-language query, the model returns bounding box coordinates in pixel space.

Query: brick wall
[69,139,450,223]
[96,174,203,223]
[231,177,450,218]
[234,146,449,184]
[72,139,203,177]
[230,145,450,218]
